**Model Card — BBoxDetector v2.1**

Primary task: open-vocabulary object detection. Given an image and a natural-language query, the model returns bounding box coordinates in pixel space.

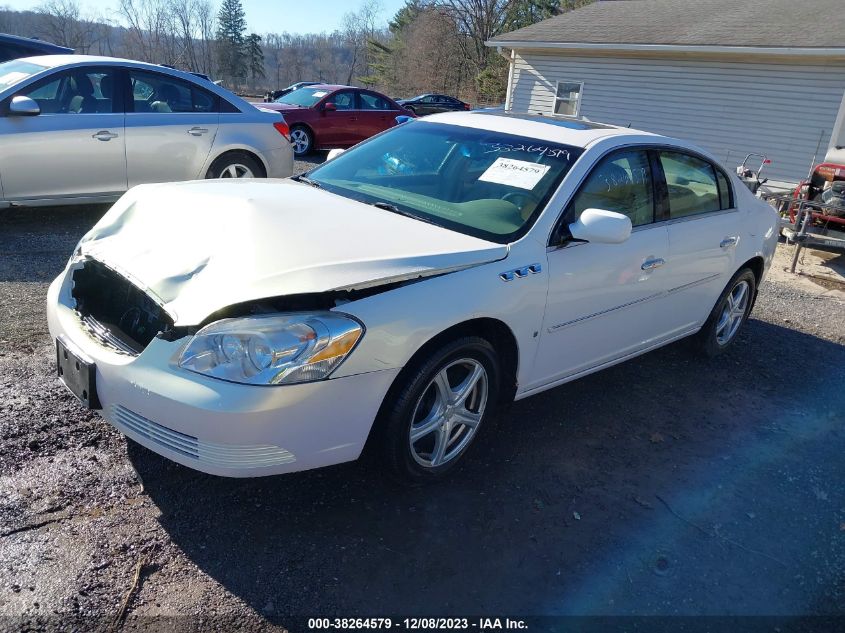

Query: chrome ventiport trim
[500,263,542,281]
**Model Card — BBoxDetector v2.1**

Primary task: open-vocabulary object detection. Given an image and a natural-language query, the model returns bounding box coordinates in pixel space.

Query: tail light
[273,120,291,141]
[463,103,471,110]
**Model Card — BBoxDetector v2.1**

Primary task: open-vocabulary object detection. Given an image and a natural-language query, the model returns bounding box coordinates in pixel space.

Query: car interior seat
[151,83,179,113]
[68,75,97,114]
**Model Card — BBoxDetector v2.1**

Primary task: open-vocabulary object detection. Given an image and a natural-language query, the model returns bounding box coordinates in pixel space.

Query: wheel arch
[206,148,268,178]
[384,316,520,408]
[739,255,765,285]
[361,316,519,461]
[738,255,765,309]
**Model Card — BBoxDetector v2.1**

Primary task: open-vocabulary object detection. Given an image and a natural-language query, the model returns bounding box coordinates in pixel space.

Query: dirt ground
[1,168,844,631]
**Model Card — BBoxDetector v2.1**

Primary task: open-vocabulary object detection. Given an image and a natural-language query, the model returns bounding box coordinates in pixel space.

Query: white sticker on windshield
[0,71,29,86]
[478,157,550,190]
[312,91,328,97]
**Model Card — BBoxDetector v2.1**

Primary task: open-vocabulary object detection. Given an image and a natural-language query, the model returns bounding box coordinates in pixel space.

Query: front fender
[334,240,548,391]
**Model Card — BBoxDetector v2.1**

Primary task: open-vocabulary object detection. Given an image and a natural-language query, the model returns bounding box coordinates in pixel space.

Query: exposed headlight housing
[178,313,363,385]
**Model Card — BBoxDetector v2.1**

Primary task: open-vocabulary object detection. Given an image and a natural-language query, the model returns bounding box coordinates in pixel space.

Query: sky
[4,0,409,34]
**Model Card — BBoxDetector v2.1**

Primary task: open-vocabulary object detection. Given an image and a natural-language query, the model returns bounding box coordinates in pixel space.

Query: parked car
[0,33,72,63]
[47,111,778,482]
[0,55,293,208]
[259,84,415,156]
[264,81,320,102]
[396,93,470,116]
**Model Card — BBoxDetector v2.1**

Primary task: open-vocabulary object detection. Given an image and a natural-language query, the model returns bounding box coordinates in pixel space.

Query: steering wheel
[501,190,542,210]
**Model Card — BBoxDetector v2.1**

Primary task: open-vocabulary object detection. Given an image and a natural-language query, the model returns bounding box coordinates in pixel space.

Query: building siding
[509,52,845,183]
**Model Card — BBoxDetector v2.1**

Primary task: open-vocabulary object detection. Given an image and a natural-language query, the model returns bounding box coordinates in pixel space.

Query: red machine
[786,162,845,228]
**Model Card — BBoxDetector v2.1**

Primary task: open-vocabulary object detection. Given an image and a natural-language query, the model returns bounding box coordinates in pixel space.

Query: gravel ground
[1,163,844,631]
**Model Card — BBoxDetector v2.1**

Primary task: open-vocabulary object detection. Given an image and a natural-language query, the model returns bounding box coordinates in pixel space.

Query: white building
[488,0,845,184]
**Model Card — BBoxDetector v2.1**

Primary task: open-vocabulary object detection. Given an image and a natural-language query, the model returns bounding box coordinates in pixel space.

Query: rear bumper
[263,145,294,179]
[46,272,398,477]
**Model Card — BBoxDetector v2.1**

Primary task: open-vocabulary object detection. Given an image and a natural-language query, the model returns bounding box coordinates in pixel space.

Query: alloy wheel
[715,280,750,346]
[219,163,254,178]
[290,129,310,154]
[408,358,488,468]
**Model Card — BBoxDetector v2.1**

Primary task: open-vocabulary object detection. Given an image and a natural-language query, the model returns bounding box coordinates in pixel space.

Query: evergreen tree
[216,0,246,82]
[245,33,265,83]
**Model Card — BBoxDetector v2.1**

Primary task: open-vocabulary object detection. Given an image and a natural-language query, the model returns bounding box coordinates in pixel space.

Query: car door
[316,89,358,146]
[357,91,399,139]
[124,69,219,186]
[0,66,126,202]
[658,149,741,331]
[528,148,678,390]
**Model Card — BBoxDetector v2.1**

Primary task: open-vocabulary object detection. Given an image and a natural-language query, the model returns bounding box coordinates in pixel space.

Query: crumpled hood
[76,180,508,325]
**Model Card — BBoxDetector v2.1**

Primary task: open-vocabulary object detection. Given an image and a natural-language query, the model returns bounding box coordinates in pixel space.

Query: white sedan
[47,111,779,481]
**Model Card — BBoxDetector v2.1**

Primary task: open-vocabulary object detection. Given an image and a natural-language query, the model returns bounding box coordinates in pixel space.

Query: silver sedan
[0,55,294,208]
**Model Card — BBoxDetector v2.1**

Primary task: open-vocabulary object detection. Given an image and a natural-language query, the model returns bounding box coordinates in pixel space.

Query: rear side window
[659,151,721,218]
[569,149,654,227]
[360,92,394,110]
[128,70,217,113]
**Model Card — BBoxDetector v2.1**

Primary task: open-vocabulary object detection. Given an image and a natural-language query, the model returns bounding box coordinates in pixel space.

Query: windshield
[306,121,583,243]
[276,86,330,107]
[0,60,47,92]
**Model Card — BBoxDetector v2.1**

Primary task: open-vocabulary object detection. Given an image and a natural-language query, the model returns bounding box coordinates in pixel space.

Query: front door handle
[720,236,739,248]
[92,130,118,141]
[641,257,666,271]
[187,127,209,136]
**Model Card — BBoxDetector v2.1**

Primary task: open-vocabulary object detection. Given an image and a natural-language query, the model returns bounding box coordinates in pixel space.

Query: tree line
[0,0,593,102]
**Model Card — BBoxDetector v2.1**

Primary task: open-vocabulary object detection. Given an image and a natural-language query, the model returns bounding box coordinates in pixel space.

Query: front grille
[110,405,297,469]
[71,260,174,354]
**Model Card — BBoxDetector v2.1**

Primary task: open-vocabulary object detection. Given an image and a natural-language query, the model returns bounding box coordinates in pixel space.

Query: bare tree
[37,0,98,52]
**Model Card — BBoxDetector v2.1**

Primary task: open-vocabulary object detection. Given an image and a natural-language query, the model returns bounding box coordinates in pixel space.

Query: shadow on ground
[130,319,845,619]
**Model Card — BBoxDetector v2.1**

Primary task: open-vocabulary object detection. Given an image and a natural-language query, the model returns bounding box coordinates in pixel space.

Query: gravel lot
[1,160,844,631]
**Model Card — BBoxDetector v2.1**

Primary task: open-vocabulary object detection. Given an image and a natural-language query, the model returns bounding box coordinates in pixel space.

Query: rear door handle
[641,257,666,271]
[187,127,208,136]
[720,236,739,248]
[92,130,118,141]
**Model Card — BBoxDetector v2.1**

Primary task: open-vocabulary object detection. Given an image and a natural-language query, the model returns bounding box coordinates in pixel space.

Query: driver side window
[327,91,355,110]
[569,149,654,227]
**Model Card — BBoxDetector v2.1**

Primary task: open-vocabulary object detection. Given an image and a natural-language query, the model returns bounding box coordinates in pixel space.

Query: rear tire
[694,268,756,357]
[375,336,500,483]
[205,153,264,179]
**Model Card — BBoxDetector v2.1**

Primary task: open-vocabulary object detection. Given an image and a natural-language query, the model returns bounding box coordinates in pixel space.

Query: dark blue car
[0,33,73,63]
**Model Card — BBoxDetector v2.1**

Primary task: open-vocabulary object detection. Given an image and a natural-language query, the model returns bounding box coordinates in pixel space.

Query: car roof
[0,33,73,54]
[421,110,656,148]
[7,54,253,109]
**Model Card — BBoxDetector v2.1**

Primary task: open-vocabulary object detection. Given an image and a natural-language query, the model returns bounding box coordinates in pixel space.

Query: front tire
[376,337,500,483]
[695,268,756,357]
[290,125,313,156]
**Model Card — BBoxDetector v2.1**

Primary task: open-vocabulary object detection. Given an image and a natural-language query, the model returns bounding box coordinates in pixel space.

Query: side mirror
[9,95,40,116]
[327,148,346,161]
[395,115,412,125]
[568,208,632,244]
[322,102,337,114]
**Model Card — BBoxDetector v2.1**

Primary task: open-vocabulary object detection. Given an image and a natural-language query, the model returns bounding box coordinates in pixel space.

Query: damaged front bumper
[46,270,399,477]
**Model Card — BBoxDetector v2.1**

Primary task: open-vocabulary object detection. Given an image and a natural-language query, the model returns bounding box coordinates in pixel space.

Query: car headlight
[177,313,363,385]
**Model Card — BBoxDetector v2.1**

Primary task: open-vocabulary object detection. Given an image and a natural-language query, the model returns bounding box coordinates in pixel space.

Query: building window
[553,81,583,117]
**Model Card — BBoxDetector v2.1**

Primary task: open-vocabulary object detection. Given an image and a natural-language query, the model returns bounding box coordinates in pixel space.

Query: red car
[259,84,415,156]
